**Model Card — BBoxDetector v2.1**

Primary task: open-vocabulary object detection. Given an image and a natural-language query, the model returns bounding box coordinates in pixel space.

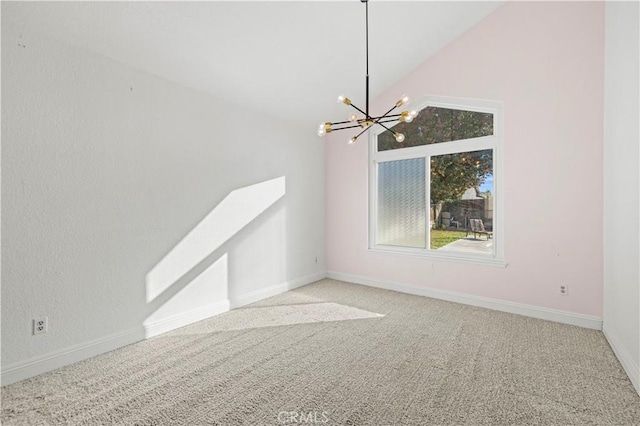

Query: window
[369,96,504,265]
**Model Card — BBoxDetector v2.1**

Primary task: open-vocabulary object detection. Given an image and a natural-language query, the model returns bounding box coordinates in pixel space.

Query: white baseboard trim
[1,271,326,387]
[326,271,603,330]
[1,327,145,386]
[143,300,231,339]
[603,326,640,396]
[230,271,327,309]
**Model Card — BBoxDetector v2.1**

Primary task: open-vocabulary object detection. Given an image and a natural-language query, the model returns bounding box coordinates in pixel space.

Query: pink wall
[325,2,605,316]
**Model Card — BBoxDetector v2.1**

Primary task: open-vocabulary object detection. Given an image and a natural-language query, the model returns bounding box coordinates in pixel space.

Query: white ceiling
[4,1,502,128]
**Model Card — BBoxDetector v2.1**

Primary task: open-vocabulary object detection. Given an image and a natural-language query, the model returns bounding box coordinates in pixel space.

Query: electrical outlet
[33,317,48,335]
[559,285,568,296]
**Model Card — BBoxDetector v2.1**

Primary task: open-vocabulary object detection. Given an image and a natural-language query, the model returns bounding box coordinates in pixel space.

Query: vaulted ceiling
[4,1,502,129]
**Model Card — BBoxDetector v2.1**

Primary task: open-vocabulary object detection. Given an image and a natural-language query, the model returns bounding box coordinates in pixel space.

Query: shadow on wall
[143,176,286,336]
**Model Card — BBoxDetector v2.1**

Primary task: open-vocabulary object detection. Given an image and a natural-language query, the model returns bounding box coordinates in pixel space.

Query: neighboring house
[433,188,494,230]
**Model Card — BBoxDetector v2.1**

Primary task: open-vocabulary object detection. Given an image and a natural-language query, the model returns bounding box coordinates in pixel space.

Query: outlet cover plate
[33,317,48,335]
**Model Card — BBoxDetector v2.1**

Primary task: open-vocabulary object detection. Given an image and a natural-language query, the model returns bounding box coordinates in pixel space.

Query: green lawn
[430,229,467,249]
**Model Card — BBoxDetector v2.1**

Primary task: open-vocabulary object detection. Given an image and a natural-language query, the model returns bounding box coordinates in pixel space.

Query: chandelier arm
[347,103,403,122]
[328,117,401,132]
[354,125,371,140]
[375,104,399,121]
[331,119,359,126]
[331,114,400,132]
[347,102,368,117]
[376,121,396,134]
[331,123,370,131]
[373,118,401,124]
[360,105,400,133]
[369,114,401,120]
[327,114,400,128]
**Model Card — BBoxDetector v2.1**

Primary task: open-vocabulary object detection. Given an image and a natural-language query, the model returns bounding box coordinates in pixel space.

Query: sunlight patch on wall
[144,253,229,330]
[146,176,286,303]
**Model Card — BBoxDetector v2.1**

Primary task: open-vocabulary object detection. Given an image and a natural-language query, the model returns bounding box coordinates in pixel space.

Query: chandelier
[317,0,417,145]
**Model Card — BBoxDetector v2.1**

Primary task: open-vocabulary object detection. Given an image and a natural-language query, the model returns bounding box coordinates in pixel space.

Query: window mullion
[425,155,431,251]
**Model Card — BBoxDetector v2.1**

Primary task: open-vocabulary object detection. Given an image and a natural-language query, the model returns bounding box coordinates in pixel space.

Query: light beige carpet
[2,279,639,425]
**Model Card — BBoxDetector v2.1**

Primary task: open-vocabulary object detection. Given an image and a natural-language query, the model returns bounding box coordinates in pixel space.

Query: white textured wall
[1,22,325,381]
[603,1,640,394]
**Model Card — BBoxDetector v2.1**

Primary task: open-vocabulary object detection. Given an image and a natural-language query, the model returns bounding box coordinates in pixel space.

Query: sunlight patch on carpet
[170,303,384,334]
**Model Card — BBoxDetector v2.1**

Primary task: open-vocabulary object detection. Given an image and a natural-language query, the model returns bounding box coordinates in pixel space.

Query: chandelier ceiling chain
[317,0,417,145]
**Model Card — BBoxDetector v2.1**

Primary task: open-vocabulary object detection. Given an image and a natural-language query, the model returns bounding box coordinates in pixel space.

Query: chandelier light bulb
[349,114,358,122]
[395,132,405,143]
[396,94,410,108]
[335,95,351,106]
[410,110,418,117]
[405,116,414,123]
[319,122,332,134]
[348,136,357,145]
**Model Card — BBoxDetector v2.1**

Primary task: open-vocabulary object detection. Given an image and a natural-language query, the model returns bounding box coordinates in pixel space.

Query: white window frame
[368,95,505,267]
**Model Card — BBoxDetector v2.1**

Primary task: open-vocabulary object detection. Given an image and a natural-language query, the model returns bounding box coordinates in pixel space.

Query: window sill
[367,246,507,268]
